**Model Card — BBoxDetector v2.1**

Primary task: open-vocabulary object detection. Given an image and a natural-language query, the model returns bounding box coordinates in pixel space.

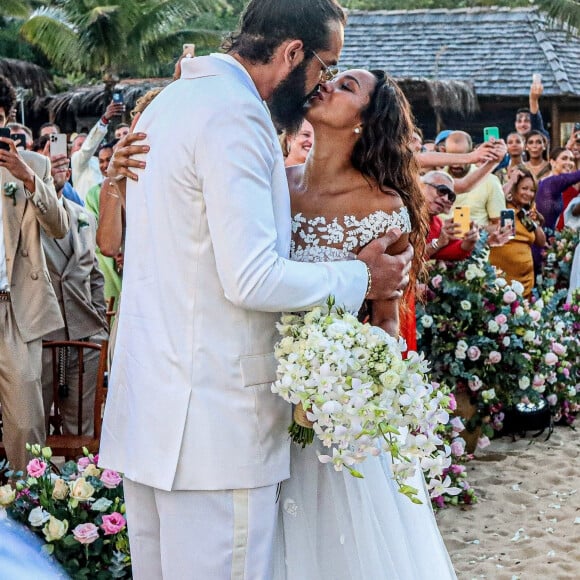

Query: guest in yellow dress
[490,166,546,298]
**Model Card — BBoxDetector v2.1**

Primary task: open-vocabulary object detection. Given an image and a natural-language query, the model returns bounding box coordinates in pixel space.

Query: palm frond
[535,0,580,32]
[0,0,30,18]
[20,7,83,72]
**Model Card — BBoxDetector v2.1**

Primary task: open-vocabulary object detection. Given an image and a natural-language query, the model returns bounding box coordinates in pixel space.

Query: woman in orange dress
[489,166,546,298]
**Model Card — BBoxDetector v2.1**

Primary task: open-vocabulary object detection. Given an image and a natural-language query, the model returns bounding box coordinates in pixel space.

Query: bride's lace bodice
[290,207,412,263]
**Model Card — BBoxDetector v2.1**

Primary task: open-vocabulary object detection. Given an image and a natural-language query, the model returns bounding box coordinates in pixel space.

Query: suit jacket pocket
[240,352,277,387]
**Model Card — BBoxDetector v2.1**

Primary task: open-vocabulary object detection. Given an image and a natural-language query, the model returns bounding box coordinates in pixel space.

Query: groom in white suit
[99,0,413,577]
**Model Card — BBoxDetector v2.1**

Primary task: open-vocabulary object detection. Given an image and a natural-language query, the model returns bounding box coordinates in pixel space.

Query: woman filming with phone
[489,166,546,298]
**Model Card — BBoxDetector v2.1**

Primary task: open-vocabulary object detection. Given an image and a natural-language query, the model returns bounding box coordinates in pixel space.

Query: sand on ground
[436,427,580,580]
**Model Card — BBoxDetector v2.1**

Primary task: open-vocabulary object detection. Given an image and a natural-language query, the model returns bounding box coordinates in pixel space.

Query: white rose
[487,320,499,333]
[456,340,468,352]
[502,336,511,347]
[460,300,471,311]
[514,306,524,317]
[495,278,507,288]
[511,280,525,295]
[420,315,433,328]
[43,516,68,542]
[518,376,530,389]
[523,330,535,343]
[52,478,69,501]
[0,484,16,506]
[69,478,95,502]
[481,388,496,403]
[465,269,476,281]
[28,506,50,527]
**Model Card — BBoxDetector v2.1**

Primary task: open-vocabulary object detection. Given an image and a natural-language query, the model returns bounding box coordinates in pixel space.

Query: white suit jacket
[99,55,368,491]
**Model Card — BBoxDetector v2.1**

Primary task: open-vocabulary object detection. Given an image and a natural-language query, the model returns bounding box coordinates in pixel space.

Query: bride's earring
[354,127,361,134]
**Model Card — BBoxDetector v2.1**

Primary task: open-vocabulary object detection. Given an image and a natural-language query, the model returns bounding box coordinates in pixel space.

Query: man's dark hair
[223,0,346,64]
[40,121,61,133]
[32,135,49,153]
[98,139,119,154]
[0,75,16,116]
[516,107,531,117]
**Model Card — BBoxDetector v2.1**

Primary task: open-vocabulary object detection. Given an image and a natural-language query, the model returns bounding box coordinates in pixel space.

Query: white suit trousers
[123,478,279,580]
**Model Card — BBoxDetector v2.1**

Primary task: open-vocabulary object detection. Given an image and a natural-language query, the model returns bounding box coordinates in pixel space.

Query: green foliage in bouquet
[0,445,130,579]
[417,239,550,438]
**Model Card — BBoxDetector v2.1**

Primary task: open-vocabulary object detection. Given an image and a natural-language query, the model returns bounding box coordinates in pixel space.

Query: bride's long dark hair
[351,70,428,290]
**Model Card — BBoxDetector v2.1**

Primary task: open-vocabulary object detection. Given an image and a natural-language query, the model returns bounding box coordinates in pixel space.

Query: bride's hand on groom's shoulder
[358,228,413,301]
[107,132,149,182]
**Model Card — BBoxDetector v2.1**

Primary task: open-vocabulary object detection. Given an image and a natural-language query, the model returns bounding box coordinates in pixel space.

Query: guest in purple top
[536,148,580,231]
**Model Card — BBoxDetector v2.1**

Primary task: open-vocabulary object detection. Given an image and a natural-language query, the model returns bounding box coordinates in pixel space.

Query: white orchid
[272,297,453,502]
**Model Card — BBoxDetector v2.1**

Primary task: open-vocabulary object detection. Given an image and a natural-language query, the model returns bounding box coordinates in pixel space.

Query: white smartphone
[49,133,68,158]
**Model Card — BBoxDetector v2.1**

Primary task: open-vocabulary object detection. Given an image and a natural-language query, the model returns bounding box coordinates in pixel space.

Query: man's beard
[448,164,469,179]
[268,60,315,133]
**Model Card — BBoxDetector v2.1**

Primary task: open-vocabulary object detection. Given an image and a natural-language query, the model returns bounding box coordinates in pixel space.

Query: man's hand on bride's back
[357,228,413,301]
[107,131,149,182]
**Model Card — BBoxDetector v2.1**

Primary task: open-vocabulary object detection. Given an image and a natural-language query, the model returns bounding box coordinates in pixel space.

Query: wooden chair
[0,339,109,464]
[105,296,117,329]
[43,340,109,461]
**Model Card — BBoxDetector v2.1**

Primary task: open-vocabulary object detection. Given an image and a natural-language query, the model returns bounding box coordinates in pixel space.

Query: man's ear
[283,39,305,69]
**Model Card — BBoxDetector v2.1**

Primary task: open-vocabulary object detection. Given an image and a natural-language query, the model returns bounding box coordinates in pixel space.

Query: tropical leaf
[535,0,580,32]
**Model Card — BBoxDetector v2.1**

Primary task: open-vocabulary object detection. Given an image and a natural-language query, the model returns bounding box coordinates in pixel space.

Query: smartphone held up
[453,206,470,238]
[49,133,68,158]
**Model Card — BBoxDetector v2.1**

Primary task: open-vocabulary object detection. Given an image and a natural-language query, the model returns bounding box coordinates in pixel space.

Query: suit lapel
[62,199,80,276]
[1,166,27,281]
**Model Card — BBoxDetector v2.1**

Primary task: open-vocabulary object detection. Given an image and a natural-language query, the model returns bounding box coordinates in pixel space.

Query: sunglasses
[424,182,456,203]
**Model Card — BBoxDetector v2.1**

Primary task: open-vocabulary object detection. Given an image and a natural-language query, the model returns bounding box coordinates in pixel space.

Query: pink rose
[467,346,481,361]
[100,469,123,489]
[72,522,99,544]
[488,351,502,364]
[544,352,558,366]
[552,343,566,356]
[533,375,545,387]
[503,290,517,304]
[26,458,47,478]
[432,274,443,289]
[562,367,570,378]
[530,310,541,322]
[100,512,126,535]
[450,464,466,475]
[494,314,507,325]
[451,440,466,457]
[77,457,90,472]
[448,393,457,411]
[476,435,491,449]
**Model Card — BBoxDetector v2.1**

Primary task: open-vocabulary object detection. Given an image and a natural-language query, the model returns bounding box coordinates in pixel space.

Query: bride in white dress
[273,69,456,579]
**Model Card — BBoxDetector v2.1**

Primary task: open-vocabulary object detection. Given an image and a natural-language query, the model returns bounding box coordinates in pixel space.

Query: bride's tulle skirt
[272,441,456,580]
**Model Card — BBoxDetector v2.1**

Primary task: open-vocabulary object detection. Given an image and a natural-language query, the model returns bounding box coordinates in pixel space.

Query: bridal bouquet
[272,298,453,502]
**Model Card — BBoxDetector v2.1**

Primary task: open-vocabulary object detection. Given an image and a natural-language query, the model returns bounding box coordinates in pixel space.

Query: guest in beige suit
[0,76,69,471]
[41,154,108,436]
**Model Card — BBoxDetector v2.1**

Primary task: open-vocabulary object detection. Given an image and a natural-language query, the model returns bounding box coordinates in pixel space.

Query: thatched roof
[0,58,53,97]
[44,78,170,123]
[396,78,478,116]
[39,74,475,129]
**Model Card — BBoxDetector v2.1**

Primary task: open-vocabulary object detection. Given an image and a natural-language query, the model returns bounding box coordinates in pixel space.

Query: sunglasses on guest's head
[424,182,456,203]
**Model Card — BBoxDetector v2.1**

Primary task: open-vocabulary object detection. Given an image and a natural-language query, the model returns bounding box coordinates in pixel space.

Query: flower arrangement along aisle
[533,287,580,424]
[271,297,454,504]
[0,445,131,579]
[417,239,551,441]
[541,227,580,290]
